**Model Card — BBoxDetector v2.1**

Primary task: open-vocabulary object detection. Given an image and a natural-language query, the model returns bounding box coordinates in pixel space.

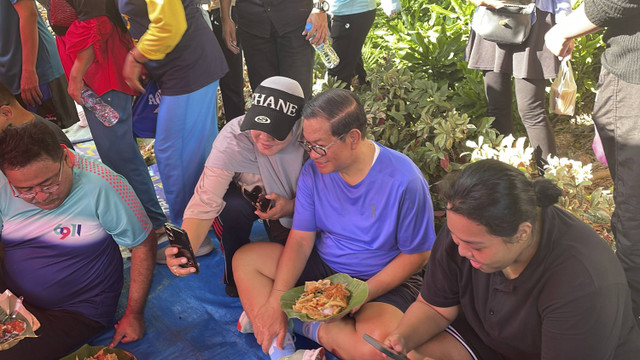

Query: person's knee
[232,241,283,276]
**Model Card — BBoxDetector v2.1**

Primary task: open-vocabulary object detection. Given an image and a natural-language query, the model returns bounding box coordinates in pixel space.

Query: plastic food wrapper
[0,290,40,351]
[550,59,577,116]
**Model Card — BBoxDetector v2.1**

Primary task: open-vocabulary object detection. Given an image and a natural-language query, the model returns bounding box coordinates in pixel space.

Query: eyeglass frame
[9,152,66,200]
[297,133,347,157]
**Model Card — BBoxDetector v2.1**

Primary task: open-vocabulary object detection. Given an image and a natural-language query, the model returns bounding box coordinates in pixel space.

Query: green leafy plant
[466,135,614,240]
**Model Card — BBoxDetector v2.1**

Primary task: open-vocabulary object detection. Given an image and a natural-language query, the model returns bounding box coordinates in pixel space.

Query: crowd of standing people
[0,0,639,359]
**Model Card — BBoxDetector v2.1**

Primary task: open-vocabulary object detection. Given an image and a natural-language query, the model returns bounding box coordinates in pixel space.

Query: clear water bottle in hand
[81,87,119,127]
[305,23,339,69]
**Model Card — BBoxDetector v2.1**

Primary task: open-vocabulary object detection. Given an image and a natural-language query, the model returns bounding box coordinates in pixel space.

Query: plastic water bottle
[305,23,339,69]
[80,87,119,127]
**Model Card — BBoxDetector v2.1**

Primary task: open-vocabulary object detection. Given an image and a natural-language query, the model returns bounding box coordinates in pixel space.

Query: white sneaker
[156,236,215,264]
[279,348,325,360]
[237,311,253,333]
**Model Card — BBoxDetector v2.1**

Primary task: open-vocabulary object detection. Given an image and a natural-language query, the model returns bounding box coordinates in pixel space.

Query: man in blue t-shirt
[186,88,435,360]
[0,121,156,360]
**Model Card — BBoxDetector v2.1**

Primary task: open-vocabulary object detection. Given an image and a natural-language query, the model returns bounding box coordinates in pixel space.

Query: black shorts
[296,247,423,312]
[447,312,504,360]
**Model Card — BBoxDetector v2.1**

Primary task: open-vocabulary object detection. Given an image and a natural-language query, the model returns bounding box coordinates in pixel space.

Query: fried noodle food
[292,280,351,320]
[0,319,25,342]
[76,348,119,360]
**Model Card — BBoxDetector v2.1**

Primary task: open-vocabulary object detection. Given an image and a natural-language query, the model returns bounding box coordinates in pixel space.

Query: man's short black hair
[301,88,368,139]
[0,119,63,172]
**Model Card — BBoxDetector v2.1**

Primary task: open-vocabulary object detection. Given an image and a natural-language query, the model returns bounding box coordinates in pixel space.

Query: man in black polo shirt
[218,0,327,99]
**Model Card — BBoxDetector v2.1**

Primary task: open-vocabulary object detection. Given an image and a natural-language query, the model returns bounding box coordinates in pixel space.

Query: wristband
[129,50,144,65]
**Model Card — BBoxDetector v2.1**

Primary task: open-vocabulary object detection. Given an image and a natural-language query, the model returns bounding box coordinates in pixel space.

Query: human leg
[313,272,422,360]
[276,25,315,99]
[412,330,476,360]
[327,10,376,87]
[593,68,640,325]
[83,90,167,230]
[0,304,104,360]
[265,217,290,245]
[238,27,279,93]
[211,8,246,120]
[514,77,557,161]
[215,183,259,293]
[314,302,402,360]
[233,241,285,329]
[483,71,514,135]
[414,312,501,360]
[155,81,219,225]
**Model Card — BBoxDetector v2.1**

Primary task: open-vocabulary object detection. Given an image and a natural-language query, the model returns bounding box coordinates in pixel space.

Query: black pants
[237,24,315,99]
[17,75,80,129]
[328,9,376,87]
[210,8,245,121]
[593,68,640,326]
[483,71,557,169]
[212,183,290,288]
[0,281,104,360]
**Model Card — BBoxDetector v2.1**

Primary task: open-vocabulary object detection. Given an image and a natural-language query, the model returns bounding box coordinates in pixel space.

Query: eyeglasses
[10,153,65,199]
[297,134,346,157]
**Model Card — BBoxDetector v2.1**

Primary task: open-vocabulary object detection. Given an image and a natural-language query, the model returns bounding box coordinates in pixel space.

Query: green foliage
[343,56,499,188]
[312,0,613,236]
[569,33,604,117]
[466,135,614,236]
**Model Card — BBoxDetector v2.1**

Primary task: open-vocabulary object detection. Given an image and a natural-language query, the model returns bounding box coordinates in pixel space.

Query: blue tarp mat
[73,141,340,360]
[86,228,340,360]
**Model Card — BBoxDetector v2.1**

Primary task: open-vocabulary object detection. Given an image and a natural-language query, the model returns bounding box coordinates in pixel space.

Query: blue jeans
[593,68,640,324]
[83,90,166,229]
[155,81,219,225]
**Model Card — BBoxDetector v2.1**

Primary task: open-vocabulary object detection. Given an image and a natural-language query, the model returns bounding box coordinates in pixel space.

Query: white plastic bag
[550,59,577,116]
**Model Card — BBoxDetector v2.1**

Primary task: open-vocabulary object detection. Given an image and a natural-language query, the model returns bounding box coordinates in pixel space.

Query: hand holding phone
[363,334,410,360]
[164,223,200,274]
[242,185,273,212]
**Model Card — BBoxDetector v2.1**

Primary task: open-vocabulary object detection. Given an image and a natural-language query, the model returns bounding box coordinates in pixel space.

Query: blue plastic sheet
[86,228,340,360]
[73,141,341,359]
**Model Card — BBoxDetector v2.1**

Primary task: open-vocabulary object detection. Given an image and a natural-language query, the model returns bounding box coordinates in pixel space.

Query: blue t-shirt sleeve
[396,173,436,254]
[292,160,317,233]
[94,174,151,248]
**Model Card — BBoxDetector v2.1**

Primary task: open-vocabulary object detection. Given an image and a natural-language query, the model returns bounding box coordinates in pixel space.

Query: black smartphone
[164,223,200,274]
[363,334,410,360]
[255,193,273,212]
[242,185,273,212]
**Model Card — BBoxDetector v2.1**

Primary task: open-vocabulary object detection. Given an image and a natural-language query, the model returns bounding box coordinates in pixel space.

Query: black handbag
[471,3,536,45]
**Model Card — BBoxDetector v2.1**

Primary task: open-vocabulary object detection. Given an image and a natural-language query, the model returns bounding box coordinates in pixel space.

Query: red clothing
[56,16,136,97]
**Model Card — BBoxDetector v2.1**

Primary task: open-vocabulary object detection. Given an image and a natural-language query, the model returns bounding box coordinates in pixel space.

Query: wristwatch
[313,0,329,12]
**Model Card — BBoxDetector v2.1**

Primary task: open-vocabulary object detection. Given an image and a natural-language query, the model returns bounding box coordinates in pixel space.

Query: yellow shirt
[137,0,188,60]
